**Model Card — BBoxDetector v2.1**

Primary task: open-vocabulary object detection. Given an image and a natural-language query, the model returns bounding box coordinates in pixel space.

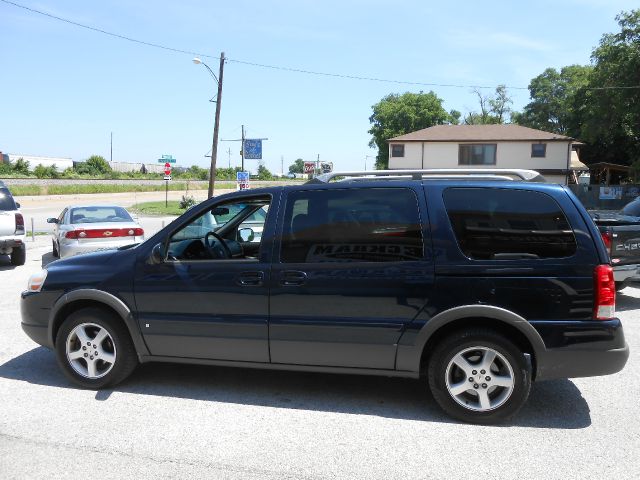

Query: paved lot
[0,238,638,479]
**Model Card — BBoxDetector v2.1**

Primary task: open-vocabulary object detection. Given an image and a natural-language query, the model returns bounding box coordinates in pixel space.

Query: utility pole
[316,154,320,175]
[227,147,232,168]
[221,126,268,176]
[207,52,225,198]
[241,125,245,172]
[110,132,113,163]
[281,155,284,177]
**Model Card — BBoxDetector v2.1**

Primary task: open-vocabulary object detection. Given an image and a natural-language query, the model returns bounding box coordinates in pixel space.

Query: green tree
[579,9,640,165]
[288,159,305,174]
[464,85,513,124]
[512,65,592,135]
[76,155,111,175]
[12,158,30,175]
[33,164,59,179]
[257,164,274,180]
[368,91,453,169]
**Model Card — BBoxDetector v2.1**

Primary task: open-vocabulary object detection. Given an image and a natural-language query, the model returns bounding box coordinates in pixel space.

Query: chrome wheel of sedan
[445,346,515,412]
[65,323,117,379]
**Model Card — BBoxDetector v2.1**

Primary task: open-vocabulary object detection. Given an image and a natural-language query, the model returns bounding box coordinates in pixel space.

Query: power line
[2,0,640,92]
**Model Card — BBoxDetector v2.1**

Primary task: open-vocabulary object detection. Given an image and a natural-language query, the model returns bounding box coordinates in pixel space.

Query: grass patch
[9,182,236,196]
[8,185,42,196]
[26,231,49,237]
[130,201,186,216]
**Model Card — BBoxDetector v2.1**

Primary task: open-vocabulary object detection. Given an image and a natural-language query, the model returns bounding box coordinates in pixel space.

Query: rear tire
[55,308,138,389]
[10,245,26,266]
[427,329,531,424]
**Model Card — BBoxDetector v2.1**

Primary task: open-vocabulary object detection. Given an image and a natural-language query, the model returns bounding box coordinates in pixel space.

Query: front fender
[47,288,149,357]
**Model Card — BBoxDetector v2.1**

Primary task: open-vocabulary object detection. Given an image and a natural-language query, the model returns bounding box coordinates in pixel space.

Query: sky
[0,0,637,174]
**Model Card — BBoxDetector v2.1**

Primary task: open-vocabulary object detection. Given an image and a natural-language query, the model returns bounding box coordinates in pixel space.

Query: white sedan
[47,205,144,258]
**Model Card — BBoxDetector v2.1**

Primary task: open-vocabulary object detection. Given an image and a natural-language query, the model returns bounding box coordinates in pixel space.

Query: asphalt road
[15,190,218,234]
[0,238,638,479]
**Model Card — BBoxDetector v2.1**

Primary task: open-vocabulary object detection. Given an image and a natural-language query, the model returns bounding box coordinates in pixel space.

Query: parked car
[590,197,640,290]
[21,169,629,424]
[0,181,26,266]
[47,205,144,258]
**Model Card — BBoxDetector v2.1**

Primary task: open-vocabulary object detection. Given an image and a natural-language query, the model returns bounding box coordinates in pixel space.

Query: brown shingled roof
[389,124,574,142]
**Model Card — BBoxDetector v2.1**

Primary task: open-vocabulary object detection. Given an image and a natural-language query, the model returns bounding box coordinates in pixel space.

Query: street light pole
[194,52,225,198]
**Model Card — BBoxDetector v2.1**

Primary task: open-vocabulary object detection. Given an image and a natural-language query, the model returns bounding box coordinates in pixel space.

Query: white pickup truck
[0,181,26,265]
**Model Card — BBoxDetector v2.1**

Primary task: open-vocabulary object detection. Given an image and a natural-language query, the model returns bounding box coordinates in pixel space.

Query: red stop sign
[164,162,171,176]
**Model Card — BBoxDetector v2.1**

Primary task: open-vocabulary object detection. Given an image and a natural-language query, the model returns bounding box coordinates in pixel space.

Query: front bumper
[613,263,640,283]
[20,290,56,349]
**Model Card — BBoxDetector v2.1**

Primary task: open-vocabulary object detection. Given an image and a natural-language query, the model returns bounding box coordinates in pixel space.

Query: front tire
[427,329,531,424]
[10,244,26,266]
[55,308,138,389]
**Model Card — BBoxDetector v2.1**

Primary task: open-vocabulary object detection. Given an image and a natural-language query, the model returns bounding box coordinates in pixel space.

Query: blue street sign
[236,171,250,183]
[243,139,262,159]
[158,155,176,163]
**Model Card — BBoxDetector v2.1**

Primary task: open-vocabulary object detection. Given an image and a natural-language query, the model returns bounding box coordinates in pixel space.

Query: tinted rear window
[280,188,424,263]
[443,188,576,260]
[0,188,17,211]
[70,206,133,223]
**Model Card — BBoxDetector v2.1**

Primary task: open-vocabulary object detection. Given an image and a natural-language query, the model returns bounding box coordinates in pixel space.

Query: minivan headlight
[27,269,48,293]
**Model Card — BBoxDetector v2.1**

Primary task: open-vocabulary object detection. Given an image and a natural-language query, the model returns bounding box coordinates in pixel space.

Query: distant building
[387,124,587,184]
[109,161,165,174]
[0,152,74,172]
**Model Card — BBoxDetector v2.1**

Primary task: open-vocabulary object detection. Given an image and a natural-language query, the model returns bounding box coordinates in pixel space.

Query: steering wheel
[205,231,232,259]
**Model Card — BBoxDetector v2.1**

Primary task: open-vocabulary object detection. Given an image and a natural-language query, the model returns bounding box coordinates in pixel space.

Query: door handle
[280,270,307,286]
[237,271,264,286]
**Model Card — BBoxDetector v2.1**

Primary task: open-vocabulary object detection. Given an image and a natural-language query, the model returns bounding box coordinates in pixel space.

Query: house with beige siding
[387,124,586,184]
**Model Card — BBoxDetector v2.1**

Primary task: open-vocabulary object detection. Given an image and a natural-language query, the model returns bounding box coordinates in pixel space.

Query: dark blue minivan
[21,169,629,423]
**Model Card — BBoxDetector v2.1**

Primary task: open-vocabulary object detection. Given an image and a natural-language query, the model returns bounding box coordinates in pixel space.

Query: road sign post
[158,156,175,207]
[236,171,250,191]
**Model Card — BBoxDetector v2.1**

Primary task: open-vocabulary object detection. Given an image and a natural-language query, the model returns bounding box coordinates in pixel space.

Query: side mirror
[15,202,21,208]
[47,218,58,224]
[149,243,165,264]
[238,227,255,242]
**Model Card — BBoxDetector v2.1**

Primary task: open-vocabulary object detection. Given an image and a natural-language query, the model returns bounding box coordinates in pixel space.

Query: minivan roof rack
[310,168,546,184]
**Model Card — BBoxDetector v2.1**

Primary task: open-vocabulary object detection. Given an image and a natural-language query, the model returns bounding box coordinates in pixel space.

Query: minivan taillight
[594,264,615,320]
[601,230,613,251]
[15,213,25,235]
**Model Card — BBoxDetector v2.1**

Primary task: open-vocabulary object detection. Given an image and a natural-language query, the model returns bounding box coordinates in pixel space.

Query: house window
[531,143,547,158]
[458,144,497,165]
[391,144,405,157]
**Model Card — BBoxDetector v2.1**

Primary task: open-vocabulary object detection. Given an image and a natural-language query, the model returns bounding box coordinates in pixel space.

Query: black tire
[427,329,531,424]
[55,307,138,389]
[10,244,26,266]
[52,240,59,258]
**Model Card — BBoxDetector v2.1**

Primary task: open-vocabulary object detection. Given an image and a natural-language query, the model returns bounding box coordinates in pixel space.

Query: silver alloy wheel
[65,322,117,379]
[445,346,515,412]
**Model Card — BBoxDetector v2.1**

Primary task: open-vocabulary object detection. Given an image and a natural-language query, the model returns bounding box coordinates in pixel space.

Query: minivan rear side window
[0,188,17,211]
[280,188,424,263]
[443,188,577,260]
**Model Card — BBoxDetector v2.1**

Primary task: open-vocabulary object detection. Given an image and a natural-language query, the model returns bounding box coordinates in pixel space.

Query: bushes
[33,164,60,179]
[179,194,197,209]
[74,155,111,175]
[12,158,30,175]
